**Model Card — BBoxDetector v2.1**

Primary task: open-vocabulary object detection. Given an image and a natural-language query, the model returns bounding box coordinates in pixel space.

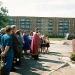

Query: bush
[70,53,75,61]
[67,33,75,40]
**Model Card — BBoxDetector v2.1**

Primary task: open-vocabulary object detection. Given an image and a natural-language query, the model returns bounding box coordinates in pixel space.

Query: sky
[1,0,75,17]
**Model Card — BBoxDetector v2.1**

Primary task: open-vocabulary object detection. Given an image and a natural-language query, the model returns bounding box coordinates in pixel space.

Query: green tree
[0,2,8,28]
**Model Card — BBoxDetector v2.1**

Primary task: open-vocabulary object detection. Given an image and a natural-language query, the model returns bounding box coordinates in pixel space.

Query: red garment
[31,33,40,55]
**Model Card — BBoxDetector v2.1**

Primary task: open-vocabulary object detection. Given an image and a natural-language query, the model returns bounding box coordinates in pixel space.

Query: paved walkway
[10,40,75,75]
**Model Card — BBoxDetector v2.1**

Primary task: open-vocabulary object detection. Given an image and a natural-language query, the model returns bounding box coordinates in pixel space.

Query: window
[36,18,42,23]
[48,23,52,26]
[63,22,69,25]
[59,20,63,23]
[48,26,53,29]
[48,19,53,22]
[58,33,64,36]
[64,25,69,28]
[48,20,53,29]
[26,19,30,22]
[10,18,14,21]
[20,25,25,28]
[20,18,30,22]
[25,25,30,28]
[48,28,53,32]
[25,22,30,24]
[48,29,52,31]
[9,21,15,25]
[48,30,53,33]
[59,23,63,25]
[20,22,25,25]
[36,21,41,23]
[58,29,63,32]
[20,18,25,21]
[9,17,16,25]
[59,27,63,29]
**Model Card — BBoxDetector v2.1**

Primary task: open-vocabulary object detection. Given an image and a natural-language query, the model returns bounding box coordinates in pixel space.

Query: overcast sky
[1,0,75,17]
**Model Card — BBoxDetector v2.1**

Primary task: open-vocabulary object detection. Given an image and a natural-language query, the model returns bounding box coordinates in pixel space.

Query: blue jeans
[4,50,14,75]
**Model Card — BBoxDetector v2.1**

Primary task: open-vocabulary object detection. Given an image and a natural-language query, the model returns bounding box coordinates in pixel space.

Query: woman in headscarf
[31,31,41,60]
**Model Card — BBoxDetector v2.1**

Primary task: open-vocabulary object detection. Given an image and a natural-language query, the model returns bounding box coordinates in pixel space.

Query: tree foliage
[0,2,8,28]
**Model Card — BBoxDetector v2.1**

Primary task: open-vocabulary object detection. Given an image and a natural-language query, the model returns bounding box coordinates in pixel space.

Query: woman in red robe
[31,32,41,60]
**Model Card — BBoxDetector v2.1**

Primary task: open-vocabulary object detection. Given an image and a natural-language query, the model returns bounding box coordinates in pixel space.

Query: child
[40,36,46,53]
[45,35,50,53]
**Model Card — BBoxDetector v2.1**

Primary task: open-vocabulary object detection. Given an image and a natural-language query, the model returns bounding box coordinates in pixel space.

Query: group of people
[1,24,75,75]
[0,25,50,75]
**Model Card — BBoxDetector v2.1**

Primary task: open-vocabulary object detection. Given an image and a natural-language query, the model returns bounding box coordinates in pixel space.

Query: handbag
[0,55,5,74]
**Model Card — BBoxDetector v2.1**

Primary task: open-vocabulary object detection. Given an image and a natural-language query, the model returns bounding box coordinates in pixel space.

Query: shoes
[34,58,39,60]
[11,67,16,72]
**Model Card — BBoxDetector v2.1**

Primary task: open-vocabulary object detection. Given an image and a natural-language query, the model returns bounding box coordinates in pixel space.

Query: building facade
[8,16,75,36]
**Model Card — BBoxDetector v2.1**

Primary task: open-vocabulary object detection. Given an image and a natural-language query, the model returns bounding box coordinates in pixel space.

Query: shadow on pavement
[15,55,51,75]
[39,58,64,64]
[47,52,62,56]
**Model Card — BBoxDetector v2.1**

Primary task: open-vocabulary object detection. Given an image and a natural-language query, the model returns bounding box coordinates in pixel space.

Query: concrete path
[10,40,75,75]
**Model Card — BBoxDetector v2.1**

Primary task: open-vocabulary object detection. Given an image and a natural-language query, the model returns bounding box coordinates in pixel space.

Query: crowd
[0,25,50,75]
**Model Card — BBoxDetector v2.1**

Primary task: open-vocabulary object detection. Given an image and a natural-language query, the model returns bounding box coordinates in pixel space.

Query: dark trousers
[2,53,14,75]
[32,55,39,60]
